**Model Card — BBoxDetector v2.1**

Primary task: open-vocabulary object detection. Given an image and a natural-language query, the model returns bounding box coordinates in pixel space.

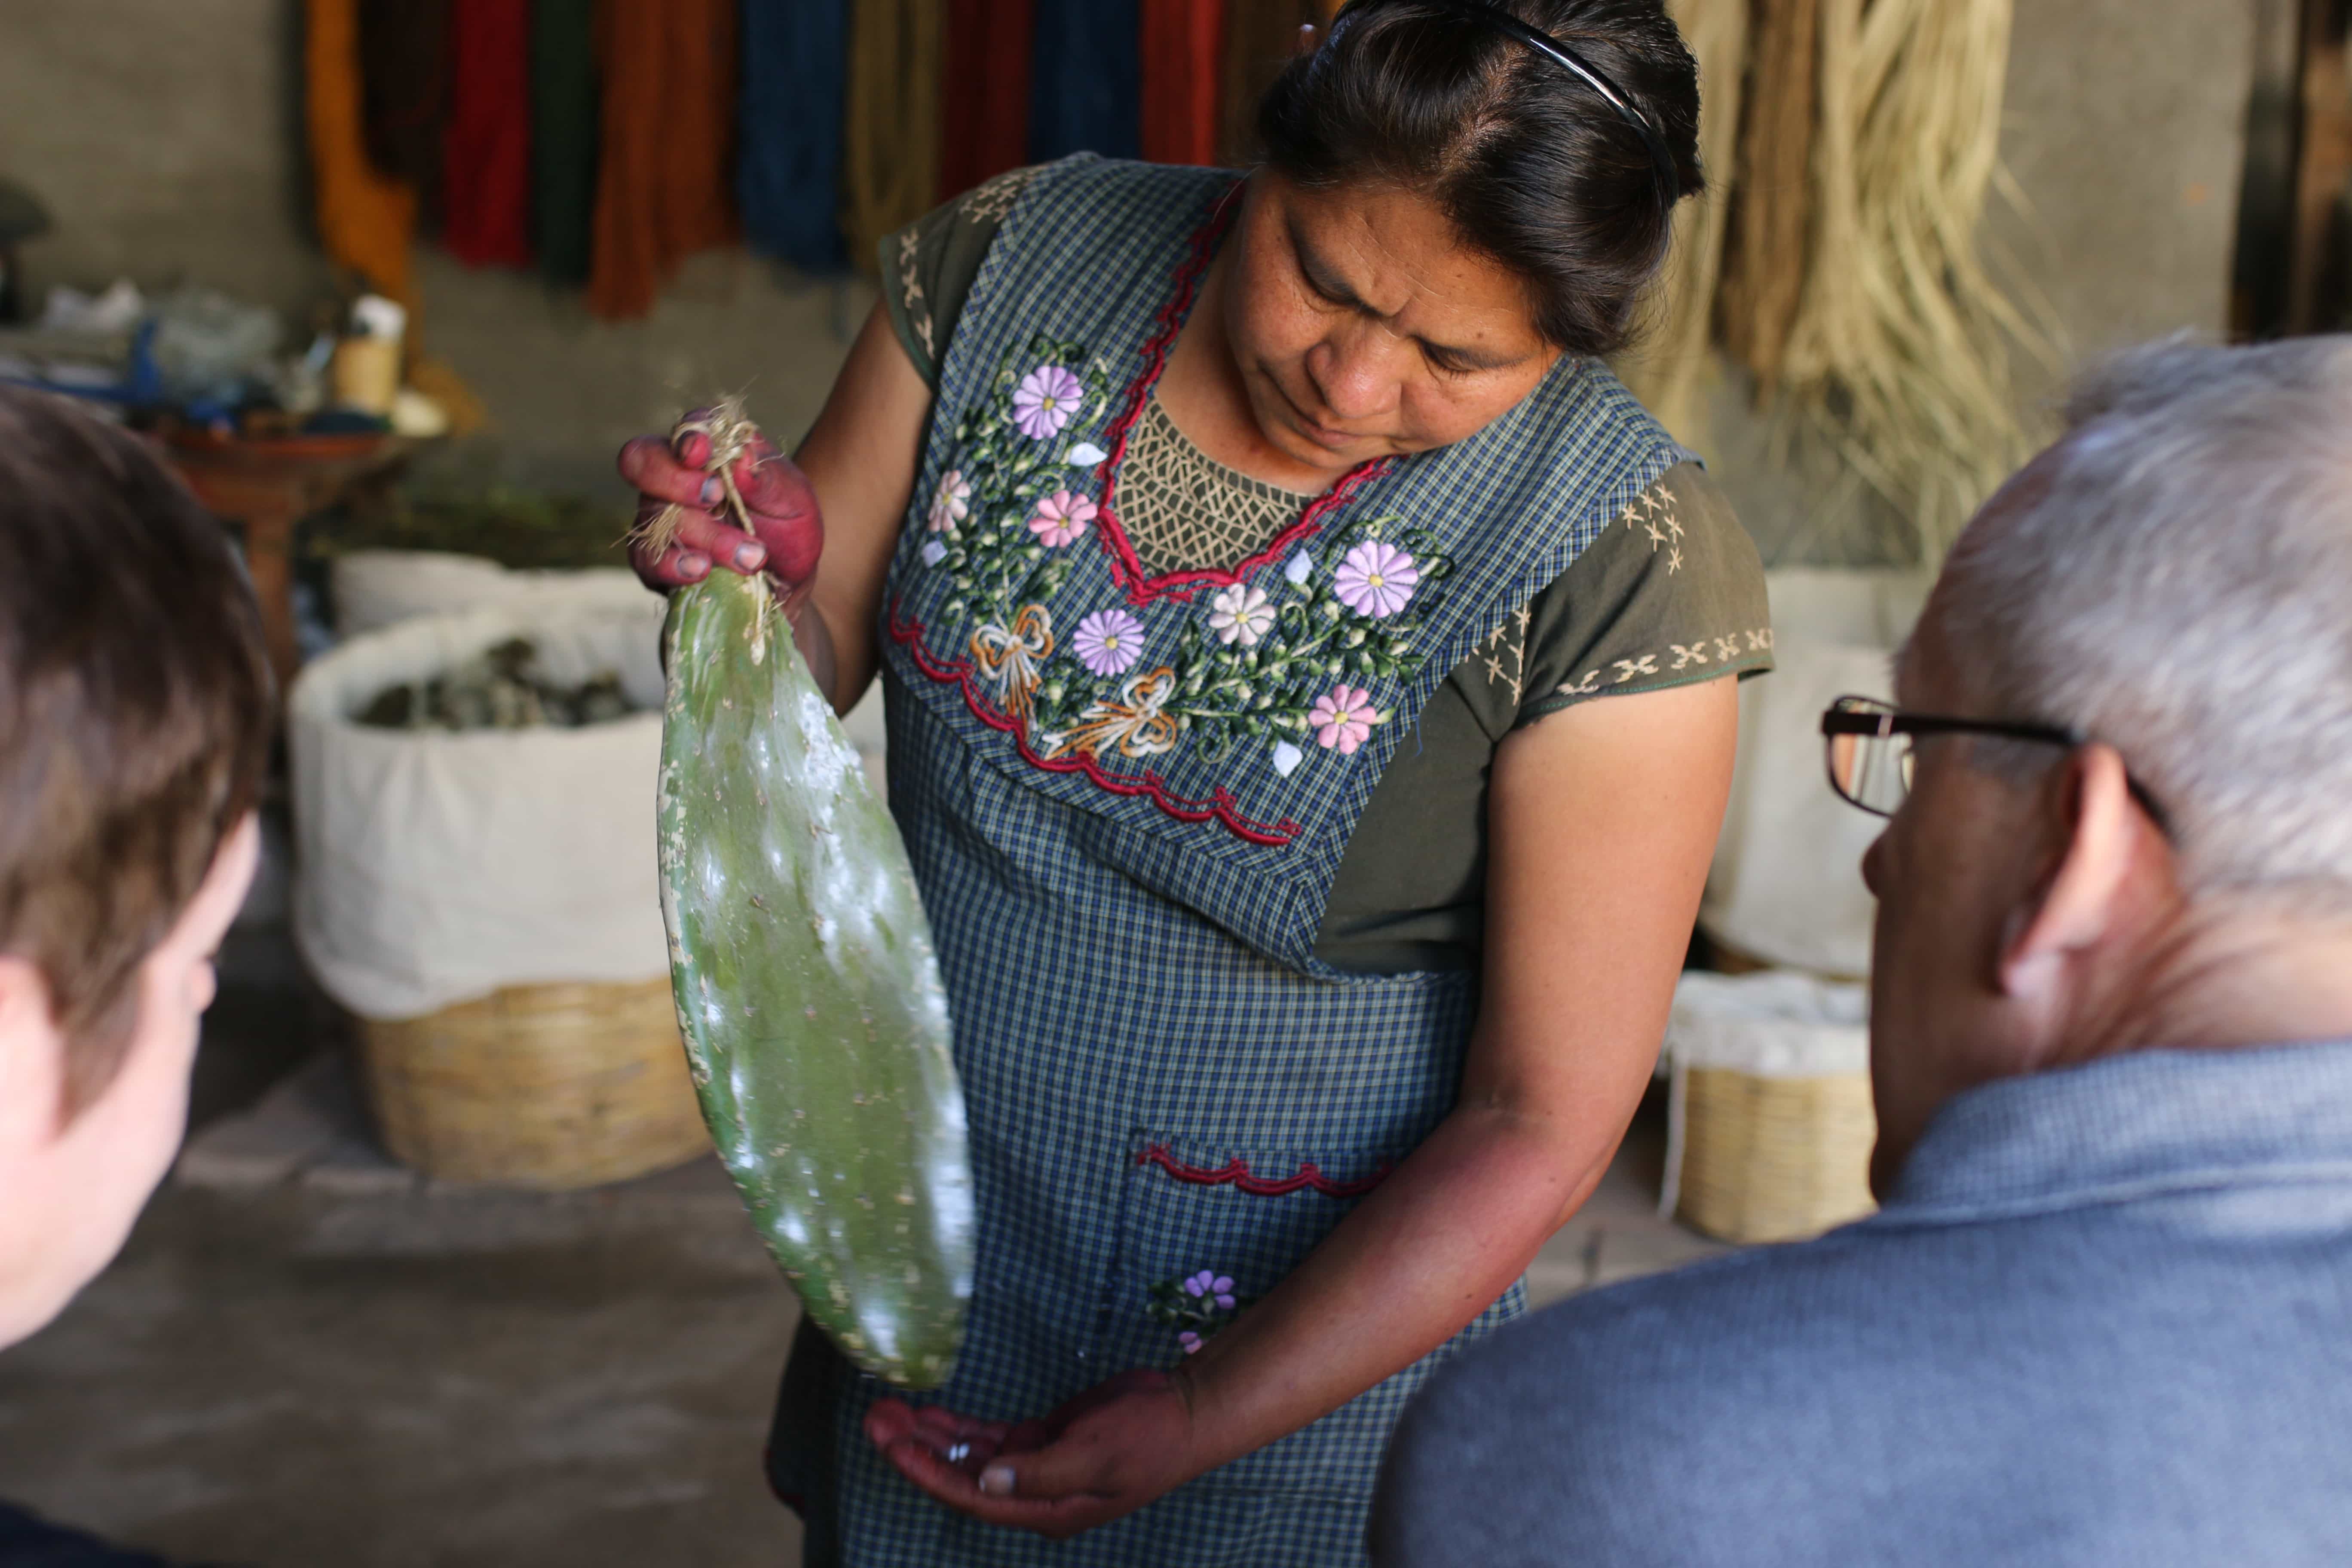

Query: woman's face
[1223,171,1563,478]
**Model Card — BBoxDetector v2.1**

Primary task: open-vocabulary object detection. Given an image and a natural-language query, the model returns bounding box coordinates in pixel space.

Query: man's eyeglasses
[1819,695,2171,834]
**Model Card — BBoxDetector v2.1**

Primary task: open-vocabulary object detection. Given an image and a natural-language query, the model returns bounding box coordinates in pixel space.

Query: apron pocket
[1099,1130,1418,1497]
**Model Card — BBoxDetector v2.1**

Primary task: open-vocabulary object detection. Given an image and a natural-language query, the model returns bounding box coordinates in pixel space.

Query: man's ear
[1998,744,2141,1001]
[0,957,67,1152]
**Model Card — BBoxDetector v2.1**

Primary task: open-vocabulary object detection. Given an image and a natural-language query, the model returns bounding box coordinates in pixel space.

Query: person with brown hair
[0,386,273,1352]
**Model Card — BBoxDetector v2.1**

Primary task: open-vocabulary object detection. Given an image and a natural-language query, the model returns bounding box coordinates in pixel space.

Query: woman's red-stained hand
[618,413,825,601]
[865,1369,1205,1540]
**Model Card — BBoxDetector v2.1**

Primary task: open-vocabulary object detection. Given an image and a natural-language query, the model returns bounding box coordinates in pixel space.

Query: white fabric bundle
[1701,567,1932,978]
[288,600,670,1020]
[331,550,650,639]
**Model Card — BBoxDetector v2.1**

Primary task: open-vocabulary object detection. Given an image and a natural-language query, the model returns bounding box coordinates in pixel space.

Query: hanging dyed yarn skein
[738,0,848,272]
[442,0,534,269]
[939,0,1036,199]
[1029,0,1142,162]
[589,0,739,318]
[1140,0,1226,166]
[841,0,946,273]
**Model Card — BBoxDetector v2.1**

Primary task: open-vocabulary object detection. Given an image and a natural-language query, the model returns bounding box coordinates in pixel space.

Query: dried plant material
[1617,0,1750,447]
[358,637,637,732]
[629,396,762,561]
[1716,0,1820,390]
[1777,0,2053,561]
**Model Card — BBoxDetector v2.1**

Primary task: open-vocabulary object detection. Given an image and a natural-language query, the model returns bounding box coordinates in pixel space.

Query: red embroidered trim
[889,601,1305,846]
[1089,184,1396,609]
[1136,1142,1390,1198]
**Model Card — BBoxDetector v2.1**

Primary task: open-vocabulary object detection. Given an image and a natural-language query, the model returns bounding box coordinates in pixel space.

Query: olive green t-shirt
[882,173,1773,973]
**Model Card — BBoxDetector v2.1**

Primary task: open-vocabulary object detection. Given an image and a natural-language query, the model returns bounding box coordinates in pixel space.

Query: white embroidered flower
[927,470,971,532]
[1284,550,1315,586]
[1067,441,1109,467]
[1207,583,1274,647]
[921,540,947,567]
[1271,740,1304,777]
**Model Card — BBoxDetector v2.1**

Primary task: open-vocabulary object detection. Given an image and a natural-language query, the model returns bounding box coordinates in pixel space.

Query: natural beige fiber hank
[1778,0,2048,560]
[1617,0,1750,447]
[1714,0,1816,398]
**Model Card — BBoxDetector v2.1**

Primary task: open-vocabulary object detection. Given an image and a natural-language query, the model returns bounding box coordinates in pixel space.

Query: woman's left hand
[865,1369,1204,1538]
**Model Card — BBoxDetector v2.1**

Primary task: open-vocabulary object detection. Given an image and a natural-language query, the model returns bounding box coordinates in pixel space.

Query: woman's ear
[0,957,67,1152]
[1998,744,2144,1002]
[1296,22,1322,57]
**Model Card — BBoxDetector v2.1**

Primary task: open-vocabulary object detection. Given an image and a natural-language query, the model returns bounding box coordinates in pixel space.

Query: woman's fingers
[731,438,812,517]
[666,506,767,572]
[618,435,725,511]
[627,495,767,588]
[975,1431,1117,1501]
[621,424,824,594]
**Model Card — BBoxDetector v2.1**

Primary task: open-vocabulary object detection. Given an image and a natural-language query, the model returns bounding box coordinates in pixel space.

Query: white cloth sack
[331,550,650,639]
[1701,568,1932,978]
[1663,968,1871,1077]
[1657,968,1872,1217]
[289,600,670,1020]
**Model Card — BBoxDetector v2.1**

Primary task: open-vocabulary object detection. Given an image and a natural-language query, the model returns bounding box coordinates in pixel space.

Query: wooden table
[165,432,417,688]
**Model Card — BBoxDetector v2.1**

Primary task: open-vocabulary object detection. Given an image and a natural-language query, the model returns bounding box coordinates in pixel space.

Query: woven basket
[357,978,707,1190]
[1675,1066,1877,1244]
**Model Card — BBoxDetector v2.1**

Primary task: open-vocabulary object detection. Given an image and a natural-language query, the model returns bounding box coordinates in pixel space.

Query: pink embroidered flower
[1179,1331,1204,1355]
[1012,364,1084,440]
[1333,540,1419,619]
[1207,583,1274,647]
[927,469,970,532]
[1184,1270,1237,1311]
[1072,608,1145,676]
[1309,684,1380,754]
[1027,489,1098,547]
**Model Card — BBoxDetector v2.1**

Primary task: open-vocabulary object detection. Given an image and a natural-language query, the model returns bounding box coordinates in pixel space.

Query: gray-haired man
[1371,337,2352,1566]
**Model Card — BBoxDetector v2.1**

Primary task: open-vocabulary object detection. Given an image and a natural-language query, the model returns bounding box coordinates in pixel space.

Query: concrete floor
[0,932,1725,1568]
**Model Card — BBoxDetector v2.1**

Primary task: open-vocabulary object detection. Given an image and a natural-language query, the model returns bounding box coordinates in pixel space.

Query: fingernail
[734,543,766,570]
[700,476,723,505]
[680,553,709,579]
[979,1464,1014,1495]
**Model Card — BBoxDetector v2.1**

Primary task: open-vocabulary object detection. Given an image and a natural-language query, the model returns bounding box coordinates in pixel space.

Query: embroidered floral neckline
[891,181,1458,847]
[1091,182,1390,610]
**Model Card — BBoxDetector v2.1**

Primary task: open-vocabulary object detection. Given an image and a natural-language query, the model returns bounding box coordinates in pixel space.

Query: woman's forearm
[784,589,845,712]
[1174,1099,1628,1477]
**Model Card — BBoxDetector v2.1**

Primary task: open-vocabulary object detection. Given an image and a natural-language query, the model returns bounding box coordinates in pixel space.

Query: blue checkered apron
[771,157,1680,1566]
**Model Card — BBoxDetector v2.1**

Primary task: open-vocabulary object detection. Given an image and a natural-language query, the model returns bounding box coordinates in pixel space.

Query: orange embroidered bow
[969,605,1055,720]
[1047,666,1180,761]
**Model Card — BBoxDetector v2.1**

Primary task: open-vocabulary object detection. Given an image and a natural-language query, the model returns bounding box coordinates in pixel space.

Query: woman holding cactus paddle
[625,3,1768,1562]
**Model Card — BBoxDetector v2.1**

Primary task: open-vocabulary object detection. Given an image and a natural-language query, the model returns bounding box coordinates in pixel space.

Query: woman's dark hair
[1256,0,1703,358]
